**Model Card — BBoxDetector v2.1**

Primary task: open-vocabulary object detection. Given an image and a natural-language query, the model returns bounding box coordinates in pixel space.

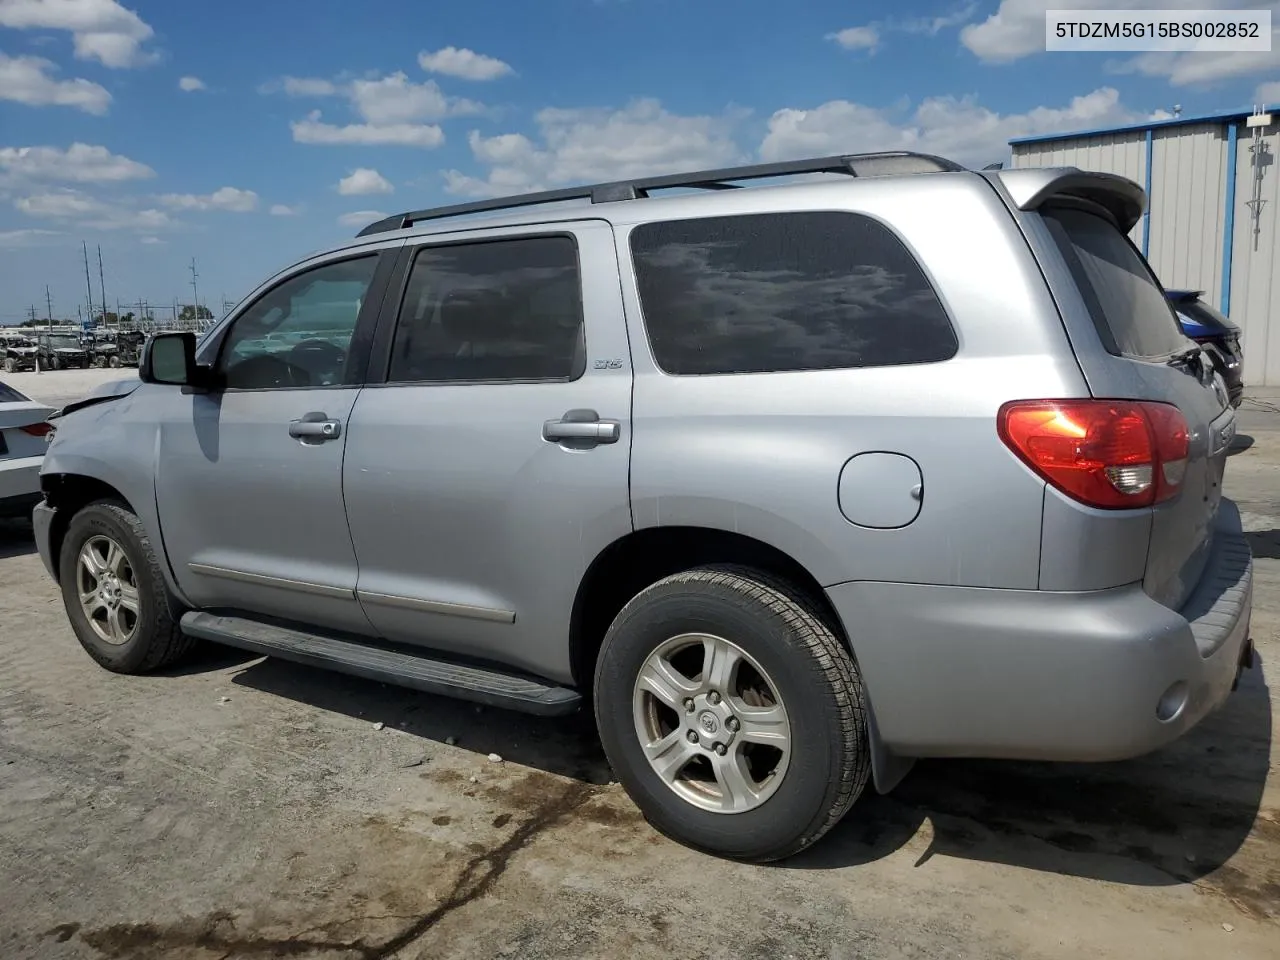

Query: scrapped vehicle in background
[1168,289,1244,408]
[113,331,146,367]
[2,333,38,373]
[87,332,123,369]
[0,379,54,519]
[37,334,90,370]
[32,153,1255,862]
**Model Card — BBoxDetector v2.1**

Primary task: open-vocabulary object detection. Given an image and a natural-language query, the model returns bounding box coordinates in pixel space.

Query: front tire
[594,565,870,862]
[58,500,197,673]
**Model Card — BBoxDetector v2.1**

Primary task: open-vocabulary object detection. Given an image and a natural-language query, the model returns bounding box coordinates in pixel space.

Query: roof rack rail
[355,150,964,237]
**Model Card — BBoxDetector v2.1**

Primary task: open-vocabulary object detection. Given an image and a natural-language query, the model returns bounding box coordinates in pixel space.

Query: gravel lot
[2,368,1277,960]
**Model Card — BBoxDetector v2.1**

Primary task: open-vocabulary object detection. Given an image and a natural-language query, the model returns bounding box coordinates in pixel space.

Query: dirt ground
[1,368,1277,960]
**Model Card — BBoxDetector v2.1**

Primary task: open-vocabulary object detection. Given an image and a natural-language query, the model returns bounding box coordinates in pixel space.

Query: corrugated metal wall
[1229,125,1280,389]
[1012,121,1280,387]
[1148,124,1229,307]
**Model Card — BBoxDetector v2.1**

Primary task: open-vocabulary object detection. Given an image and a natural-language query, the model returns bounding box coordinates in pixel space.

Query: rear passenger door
[342,221,633,684]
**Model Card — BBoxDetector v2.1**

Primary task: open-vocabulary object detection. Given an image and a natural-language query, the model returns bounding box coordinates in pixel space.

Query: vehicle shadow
[1229,433,1255,455]
[790,658,1274,912]
[229,656,613,784]
[1245,527,1280,560]
[0,518,37,559]
[226,646,1272,900]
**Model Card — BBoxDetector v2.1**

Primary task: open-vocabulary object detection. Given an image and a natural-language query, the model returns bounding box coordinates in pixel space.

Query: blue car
[1166,289,1244,408]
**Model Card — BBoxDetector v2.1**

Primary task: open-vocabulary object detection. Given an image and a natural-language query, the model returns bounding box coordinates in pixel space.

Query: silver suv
[32,152,1255,862]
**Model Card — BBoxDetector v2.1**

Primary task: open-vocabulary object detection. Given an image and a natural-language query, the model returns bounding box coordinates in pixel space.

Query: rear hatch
[1037,202,1233,610]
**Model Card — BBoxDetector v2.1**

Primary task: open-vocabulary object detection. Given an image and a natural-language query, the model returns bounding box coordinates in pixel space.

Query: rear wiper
[1167,344,1203,369]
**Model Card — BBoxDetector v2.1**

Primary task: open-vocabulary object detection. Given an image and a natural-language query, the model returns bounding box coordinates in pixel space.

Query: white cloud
[0,143,154,182]
[418,46,514,81]
[0,53,111,113]
[337,167,393,195]
[269,203,301,216]
[139,235,163,244]
[897,3,979,35]
[265,70,483,147]
[759,87,1138,168]
[159,186,259,212]
[14,187,172,229]
[827,26,880,52]
[178,75,205,92]
[1110,33,1280,85]
[0,227,61,248]
[16,188,104,218]
[0,0,157,68]
[292,110,445,148]
[445,98,744,197]
[337,209,387,227]
[961,0,1280,79]
[350,72,484,123]
[1258,80,1280,102]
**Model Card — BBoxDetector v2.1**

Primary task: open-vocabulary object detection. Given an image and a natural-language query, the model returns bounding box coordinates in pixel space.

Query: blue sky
[1,0,1278,326]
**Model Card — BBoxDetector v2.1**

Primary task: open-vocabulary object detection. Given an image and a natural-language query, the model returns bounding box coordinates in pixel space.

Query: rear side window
[1043,206,1187,361]
[629,211,958,376]
[0,382,30,403]
[389,236,584,383]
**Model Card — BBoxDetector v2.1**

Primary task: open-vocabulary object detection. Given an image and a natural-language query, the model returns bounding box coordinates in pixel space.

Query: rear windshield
[1176,298,1237,334]
[0,382,31,403]
[1043,206,1187,361]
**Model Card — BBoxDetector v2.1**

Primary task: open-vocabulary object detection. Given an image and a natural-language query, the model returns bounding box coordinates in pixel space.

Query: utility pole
[45,285,53,332]
[82,241,95,328]
[97,244,108,325]
[189,257,200,319]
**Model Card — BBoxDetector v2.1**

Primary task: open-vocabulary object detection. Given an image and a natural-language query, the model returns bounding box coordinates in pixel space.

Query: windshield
[48,337,81,348]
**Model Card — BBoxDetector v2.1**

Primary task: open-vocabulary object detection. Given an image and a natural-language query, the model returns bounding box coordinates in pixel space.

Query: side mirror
[139,331,199,386]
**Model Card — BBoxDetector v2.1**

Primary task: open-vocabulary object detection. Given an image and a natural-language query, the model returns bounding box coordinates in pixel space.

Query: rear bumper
[32,501,57,579]
[0,456,43,515]
[826,499,1253,762]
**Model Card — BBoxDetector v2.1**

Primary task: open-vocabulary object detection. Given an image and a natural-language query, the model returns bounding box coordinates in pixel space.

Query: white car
[0,380,54,519]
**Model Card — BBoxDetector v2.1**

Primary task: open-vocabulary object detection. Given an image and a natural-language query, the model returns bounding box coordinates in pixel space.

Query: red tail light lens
[19,422,53,437]
[997,399,1189,509]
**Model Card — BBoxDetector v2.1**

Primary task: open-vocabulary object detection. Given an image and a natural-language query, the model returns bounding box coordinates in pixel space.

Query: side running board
[180,612,582,717]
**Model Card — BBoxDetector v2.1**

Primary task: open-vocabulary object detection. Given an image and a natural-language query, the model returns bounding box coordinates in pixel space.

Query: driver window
[218,255,379,390]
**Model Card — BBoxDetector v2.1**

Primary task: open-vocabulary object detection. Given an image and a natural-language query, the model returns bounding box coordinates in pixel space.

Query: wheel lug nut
[708,691,721,705]
[683,699,695,713]
[727,717,739,732]
[713,743,727,756]
[686,730,698,744]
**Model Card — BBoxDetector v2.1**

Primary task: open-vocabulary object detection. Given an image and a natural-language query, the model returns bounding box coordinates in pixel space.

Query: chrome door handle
[289,413,342,441]
[543,409,620,444]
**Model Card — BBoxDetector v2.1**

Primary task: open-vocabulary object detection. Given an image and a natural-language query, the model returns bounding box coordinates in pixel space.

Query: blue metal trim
[1221,122,1238,316]
[1008,103,1278,146]
[1142,128,1154,257]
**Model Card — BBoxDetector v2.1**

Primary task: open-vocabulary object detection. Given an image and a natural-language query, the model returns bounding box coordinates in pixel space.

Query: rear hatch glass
[1043,204,1232,610]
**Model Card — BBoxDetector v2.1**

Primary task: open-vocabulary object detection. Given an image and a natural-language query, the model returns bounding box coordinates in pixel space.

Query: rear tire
[58,500,197,674]
[594,565,870,862]
[108,355,121,368]
[49,355,60,371]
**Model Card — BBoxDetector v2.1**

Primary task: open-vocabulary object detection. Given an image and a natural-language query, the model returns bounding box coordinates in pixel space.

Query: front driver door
[154,249,394,634]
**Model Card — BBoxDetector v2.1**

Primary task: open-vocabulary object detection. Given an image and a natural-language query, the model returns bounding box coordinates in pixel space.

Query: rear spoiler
[992,167,1147,235]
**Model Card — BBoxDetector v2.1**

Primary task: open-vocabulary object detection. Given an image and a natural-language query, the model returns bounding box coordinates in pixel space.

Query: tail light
[19,422,53,437]
[998,399,1189,509]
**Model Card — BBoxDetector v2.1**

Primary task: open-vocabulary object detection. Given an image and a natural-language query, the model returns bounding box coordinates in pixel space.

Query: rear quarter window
[0,382,31,403]
[1043,206,1188,361]
[629,211,958,376]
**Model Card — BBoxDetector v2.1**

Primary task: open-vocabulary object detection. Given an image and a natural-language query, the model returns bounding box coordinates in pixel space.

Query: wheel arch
[567,524,910,793]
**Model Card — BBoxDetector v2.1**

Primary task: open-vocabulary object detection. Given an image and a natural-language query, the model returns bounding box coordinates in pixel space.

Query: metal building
[1009,106,1280,388]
